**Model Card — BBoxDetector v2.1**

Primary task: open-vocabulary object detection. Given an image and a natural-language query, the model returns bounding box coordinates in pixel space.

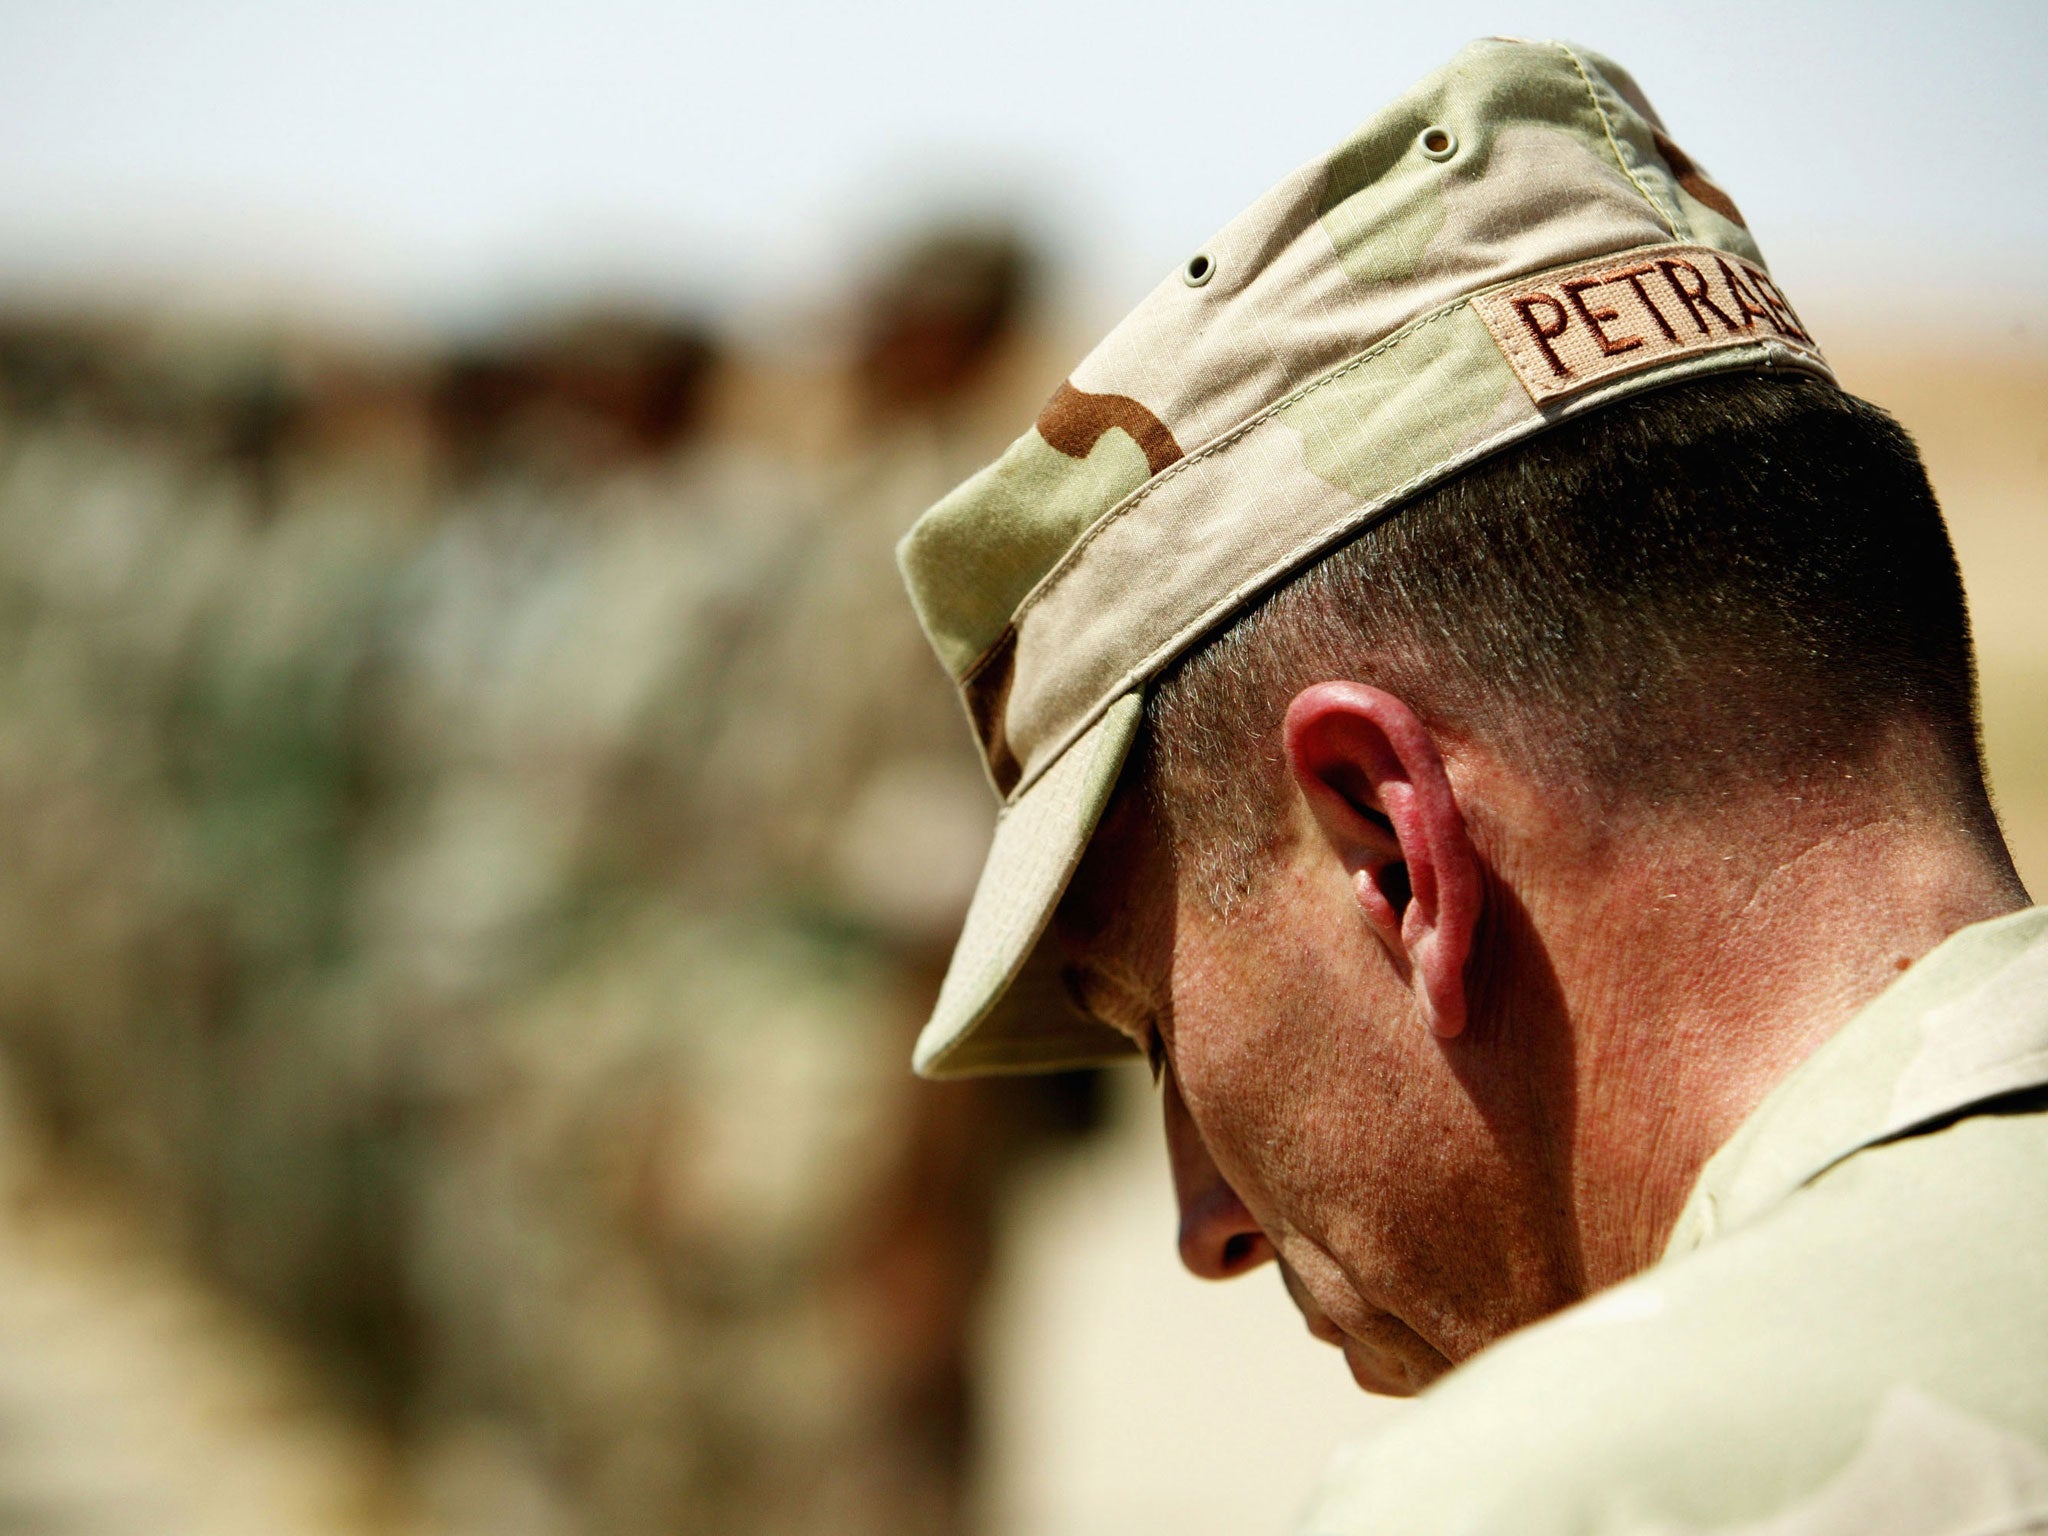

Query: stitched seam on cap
[959,618,1010,691]
[1001,295,1475,641]
[1006,238,1715,641]
[1558,42,1682,238]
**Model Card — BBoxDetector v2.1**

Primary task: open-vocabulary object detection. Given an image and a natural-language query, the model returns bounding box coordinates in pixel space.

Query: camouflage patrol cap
[898,36,1832,1078]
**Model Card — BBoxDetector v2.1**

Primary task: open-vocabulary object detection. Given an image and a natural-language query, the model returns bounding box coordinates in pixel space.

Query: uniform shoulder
[1294,1117,2048,1536]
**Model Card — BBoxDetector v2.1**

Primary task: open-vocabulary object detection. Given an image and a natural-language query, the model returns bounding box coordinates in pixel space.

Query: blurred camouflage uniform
[0,320,419,1533]
[370,252,1100,1536]
[0,232,1098,1536]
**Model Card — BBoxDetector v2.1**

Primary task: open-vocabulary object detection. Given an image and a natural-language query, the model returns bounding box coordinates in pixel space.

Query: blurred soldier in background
[0,225,1097,1535]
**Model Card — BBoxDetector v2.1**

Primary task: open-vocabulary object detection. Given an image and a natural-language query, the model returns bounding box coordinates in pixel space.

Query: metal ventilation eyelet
[1418,125,1458,162]
[1182,251,1216,288]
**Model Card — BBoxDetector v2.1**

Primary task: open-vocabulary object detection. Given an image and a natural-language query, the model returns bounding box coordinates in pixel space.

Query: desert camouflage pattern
[898,36,1832,1078]
[1297,906,2048,1536]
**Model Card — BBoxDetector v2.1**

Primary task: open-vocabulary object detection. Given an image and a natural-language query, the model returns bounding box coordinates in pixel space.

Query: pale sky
[0,0,2040,335]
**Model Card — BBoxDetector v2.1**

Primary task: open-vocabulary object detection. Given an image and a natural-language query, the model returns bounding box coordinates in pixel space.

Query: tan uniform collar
[1663,905,2048,1261]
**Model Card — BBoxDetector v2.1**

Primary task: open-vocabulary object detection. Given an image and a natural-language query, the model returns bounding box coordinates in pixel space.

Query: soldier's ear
[1283,682,1480,1039]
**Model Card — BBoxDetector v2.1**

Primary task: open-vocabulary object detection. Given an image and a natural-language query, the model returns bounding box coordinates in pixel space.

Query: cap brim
[912,692,1145,1079]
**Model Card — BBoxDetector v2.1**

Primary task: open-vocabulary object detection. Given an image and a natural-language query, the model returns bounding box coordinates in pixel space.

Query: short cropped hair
[1143,373,2000,908]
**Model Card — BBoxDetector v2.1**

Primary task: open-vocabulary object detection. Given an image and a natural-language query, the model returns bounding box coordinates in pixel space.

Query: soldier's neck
[1540,794,2028,1296]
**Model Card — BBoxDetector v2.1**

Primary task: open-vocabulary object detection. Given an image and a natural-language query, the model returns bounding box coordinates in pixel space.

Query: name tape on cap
[1474,245,1824,404]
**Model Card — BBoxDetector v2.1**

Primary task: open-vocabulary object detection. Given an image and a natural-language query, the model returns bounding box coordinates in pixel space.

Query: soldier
[896,37,2048,1534]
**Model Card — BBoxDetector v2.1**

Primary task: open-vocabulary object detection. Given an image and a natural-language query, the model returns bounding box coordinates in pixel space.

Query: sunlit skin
[1053,681,2027,1396]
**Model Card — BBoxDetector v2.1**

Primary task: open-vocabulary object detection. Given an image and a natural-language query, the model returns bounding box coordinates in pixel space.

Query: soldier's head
[896,40,2025,1395]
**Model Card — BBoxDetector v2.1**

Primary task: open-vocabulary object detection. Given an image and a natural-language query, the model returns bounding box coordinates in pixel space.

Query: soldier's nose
[1162,1069,1275,1281]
